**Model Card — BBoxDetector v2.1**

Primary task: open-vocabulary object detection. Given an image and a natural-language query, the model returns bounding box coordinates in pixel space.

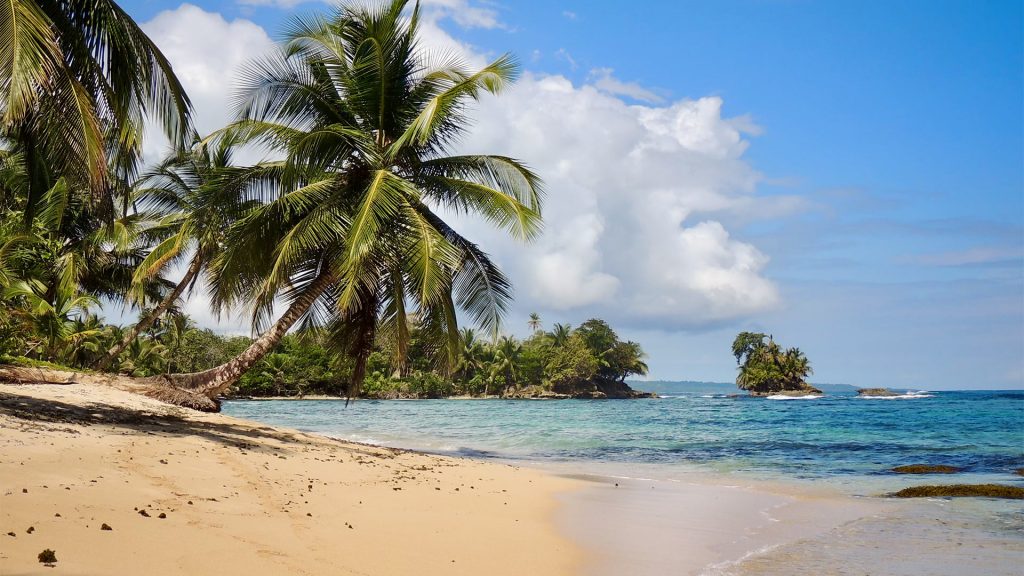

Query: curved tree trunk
[93,257,204,371]
[146,271,335,401]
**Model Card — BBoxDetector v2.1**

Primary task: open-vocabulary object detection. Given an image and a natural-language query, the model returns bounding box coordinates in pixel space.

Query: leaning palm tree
[0,0,192,220]
[92,140,241,370]
[153,0,542,403]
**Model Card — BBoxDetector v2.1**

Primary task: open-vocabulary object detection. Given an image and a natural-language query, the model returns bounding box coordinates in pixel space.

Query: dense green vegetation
[1,0,604,408]
[1,306,646,398]
[731,332,816,395]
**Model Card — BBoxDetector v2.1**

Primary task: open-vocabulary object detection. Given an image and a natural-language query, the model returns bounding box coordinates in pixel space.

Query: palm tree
[3,278,97,361]
[454,327,486,392]
[779,346,812,389]
[616,341,648,382]
[154,0,543,403]
[489,335,521,395]
[121,336,169,376]
[549,323,572,346]
[0,0,192,221]
[162,313,194,373]
[92,140,241,370]
[258,354,292,396]
[528,312,541,333]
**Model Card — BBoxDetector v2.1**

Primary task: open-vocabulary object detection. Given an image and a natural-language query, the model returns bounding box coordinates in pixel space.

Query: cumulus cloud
[139,5,783,332]
[448,74,781,328]
[142,4,276,160]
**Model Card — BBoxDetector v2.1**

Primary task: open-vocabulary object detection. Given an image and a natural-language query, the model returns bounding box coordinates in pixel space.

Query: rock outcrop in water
[502,378,657,399]
[747,385,822,397]
[891,484,1024,499]
[892,464,962,474]
[858,388,898,397]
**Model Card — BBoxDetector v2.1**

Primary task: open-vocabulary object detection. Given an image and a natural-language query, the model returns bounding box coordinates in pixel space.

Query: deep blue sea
[222,385,1024,487]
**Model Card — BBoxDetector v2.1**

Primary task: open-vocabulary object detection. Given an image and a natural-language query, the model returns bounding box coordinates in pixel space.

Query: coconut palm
[93,140,242,370]
[3,278,97,361]
[548,323,572,347]
[258,353,292,396]
[488,335,521,395]
[0,0,192,220]
[454,327,486,389]
[162,313,193,373]
[120,336,169,376]
[155,0,543,403]
[527,312,541,333]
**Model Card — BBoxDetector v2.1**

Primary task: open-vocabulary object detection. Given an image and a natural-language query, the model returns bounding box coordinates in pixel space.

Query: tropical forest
[0,0,650,406]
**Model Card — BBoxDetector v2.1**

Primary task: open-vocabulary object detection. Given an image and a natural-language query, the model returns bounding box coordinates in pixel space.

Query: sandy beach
[0,381,581,575]
[4,381,1021,576]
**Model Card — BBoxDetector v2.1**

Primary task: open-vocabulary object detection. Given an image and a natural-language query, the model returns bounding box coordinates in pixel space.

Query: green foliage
[732,332,813,394]
[545,333,599,389]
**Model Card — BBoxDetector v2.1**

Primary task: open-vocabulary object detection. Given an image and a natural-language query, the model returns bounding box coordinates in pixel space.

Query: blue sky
[121,0,1023,389]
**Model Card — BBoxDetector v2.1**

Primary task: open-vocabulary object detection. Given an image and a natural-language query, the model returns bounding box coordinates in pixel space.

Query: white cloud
[419,0,503,29]
[562,10,578,20]
[142,4,276,161]
[140,5,783,333]
[139,5,279,333]
[589,68,663,103]
[447,74,783,328]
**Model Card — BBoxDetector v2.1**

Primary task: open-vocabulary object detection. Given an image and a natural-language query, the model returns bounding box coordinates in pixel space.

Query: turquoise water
[222,388,1024,485]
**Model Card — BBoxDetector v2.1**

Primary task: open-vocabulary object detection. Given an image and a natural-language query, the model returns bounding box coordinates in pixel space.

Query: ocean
[222,385,1024,575]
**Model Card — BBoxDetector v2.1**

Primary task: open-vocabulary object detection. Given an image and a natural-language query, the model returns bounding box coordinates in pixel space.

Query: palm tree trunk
[345,296,379,401]
[146,271,335,400]
[93,257,203,371]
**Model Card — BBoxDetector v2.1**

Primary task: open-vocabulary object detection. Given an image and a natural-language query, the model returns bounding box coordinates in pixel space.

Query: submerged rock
[891,484,1024,499]
[892,464,962,474]
[858,388,898,397]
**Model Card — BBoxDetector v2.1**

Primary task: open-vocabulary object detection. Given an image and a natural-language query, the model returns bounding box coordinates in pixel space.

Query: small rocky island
[730,332,821,397]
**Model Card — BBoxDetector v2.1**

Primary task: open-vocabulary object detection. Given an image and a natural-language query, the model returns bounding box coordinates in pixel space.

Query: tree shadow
[0,390,393,458]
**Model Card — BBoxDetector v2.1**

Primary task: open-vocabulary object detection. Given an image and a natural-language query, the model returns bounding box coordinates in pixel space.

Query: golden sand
[0,381,581,575]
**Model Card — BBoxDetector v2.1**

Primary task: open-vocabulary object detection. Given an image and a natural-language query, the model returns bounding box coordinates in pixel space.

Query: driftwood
[0,366,220,412]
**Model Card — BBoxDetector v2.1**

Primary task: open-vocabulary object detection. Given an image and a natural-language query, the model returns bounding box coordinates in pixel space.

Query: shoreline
[4,381,1021,575]
[219,398,1024,576]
